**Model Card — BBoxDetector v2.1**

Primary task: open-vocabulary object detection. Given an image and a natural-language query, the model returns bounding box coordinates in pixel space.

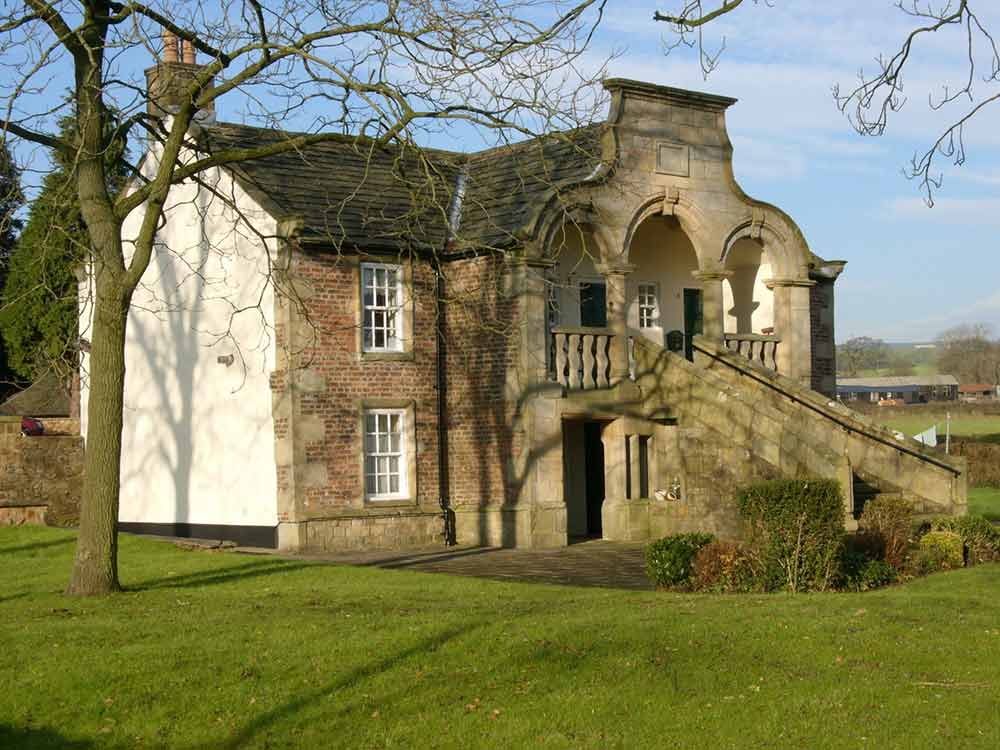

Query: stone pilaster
[767,277,816,389]
[596,262,636,384]
[692,270,733,342]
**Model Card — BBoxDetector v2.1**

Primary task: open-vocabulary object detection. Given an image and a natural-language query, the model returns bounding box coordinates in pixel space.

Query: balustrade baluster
[567,333,582,389]
[581,334,596,389]
[555,332,568,387]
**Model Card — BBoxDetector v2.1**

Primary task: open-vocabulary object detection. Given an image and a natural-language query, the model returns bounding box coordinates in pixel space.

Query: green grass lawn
[969,486,1000,521]
[3,527,1000,749]
[879,415,1000,443]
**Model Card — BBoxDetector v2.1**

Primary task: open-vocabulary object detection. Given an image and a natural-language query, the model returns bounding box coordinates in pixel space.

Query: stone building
[79,57,966,550]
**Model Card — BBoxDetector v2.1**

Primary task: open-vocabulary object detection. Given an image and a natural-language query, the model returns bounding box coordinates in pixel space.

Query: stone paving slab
[252,539,653,591]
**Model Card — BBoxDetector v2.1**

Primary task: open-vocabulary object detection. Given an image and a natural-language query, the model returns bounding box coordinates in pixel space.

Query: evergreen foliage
[0,120,127,381]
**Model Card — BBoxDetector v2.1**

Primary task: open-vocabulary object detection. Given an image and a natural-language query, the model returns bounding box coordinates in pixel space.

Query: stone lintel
[764,277,817,289]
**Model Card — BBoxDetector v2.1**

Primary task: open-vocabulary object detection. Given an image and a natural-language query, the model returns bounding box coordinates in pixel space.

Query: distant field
[877,415,1000,442]
[969,487,1000,521]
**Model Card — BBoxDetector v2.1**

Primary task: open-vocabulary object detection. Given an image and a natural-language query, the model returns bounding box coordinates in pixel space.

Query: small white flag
[913,424,937,447]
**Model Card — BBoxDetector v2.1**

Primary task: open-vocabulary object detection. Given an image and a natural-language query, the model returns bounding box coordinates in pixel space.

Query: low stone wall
[290,510,445,552]
[0,429,84,527]
[950,439,1000,487]
[847,401,1000,419]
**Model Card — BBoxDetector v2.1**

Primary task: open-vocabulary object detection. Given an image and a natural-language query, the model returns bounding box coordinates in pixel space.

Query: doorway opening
[563,419,606,540]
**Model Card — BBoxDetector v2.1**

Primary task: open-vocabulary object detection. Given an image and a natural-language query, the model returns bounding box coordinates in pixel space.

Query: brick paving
[254,539,653,591]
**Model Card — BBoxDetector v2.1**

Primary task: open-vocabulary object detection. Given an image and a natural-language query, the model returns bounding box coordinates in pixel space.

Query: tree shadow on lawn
[0,724,93,749]
[132,559,319,592]
[215,622,485,750]
[0,536,75,556]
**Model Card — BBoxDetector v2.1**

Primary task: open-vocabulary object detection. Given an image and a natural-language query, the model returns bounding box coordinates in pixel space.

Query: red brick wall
[442,255,522,510]
[280,251,441,518]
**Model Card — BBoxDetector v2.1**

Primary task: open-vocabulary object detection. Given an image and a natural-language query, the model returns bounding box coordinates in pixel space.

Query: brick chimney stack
[145,27,214,120]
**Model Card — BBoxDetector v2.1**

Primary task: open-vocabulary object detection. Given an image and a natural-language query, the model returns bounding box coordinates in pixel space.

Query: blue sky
[6,1,997,343]
[592,1,1000,342]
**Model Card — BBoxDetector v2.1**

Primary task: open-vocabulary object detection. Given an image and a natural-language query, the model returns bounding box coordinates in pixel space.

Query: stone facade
[267,79,964,552]
[112,76,965,552]
[0,419,84,527]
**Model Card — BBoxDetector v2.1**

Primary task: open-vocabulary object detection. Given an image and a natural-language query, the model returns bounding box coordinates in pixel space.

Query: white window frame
[363,408,408,501]
[361,262,404,353]
[637,282,660,329]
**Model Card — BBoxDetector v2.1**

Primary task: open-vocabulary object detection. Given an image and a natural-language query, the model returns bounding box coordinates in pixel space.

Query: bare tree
[653,1,999,203]
[936,322,1000,384]
[0,0,608,596]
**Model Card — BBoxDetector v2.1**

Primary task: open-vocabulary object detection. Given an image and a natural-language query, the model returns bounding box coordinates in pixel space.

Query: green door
[579,281,607,328]
[683,288,703,361]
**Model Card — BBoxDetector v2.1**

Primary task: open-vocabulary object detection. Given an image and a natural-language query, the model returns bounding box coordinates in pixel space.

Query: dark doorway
[683,288,703,361]
[583,421,605,536]
[580,281,608,327]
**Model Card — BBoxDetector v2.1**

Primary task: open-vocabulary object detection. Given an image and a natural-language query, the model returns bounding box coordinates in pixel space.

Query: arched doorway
[626,214,701,355]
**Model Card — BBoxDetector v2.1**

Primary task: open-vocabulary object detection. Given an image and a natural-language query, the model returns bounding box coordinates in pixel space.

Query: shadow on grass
[0,537,75,556]
[0,724,92,749]
[134,559,318,591]
[217,622,483,750]
[360,546,500,569]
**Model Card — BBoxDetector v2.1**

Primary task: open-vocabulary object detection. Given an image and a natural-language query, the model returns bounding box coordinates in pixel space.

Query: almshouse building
[79,54,967,551]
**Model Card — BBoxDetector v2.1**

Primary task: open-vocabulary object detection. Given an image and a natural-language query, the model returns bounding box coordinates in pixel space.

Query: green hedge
[645,533,714,589]
[929,515,1000,565]
[738,479,845,592]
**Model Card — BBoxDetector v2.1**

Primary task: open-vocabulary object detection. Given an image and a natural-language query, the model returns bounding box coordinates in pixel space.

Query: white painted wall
[80,149,279,528]
[723,238,775,334]
[626,215,700,346]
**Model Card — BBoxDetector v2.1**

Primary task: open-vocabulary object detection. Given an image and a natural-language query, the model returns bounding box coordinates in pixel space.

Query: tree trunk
[66,275,130,596]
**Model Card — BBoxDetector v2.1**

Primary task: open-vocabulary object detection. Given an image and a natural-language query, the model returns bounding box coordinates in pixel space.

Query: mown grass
[878,415,1000,443]
[969,486,1000,521]
[2,526,1000,749]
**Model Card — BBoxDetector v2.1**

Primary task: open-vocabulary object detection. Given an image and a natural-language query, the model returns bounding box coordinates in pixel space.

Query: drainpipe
[435,259,456,546]
[435,166,468,546]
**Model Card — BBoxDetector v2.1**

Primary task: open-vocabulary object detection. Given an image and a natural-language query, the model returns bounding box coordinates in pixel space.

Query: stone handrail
[723,333,781,372]
[693,335,964,477]
[550,326,614,390]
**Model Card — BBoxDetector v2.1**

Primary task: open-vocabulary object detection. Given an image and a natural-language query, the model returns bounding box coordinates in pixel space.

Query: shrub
[915,530,964,573]
[858,495,913,568]
[691,540,759,593]
[845,558,897,591]
[645,533,714,589]
[929,515,1000,565]
[738,479,845,592]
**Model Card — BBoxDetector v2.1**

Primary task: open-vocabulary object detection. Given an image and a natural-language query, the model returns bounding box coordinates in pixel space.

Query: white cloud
[884,196,1000,226]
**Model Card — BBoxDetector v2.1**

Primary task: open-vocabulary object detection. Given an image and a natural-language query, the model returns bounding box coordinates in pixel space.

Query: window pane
[389,474,399,494]
[365,414,376,434]
[366,474,377,495]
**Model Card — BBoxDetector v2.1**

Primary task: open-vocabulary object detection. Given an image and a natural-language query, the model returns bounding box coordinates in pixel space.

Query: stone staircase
[623,335,966,534]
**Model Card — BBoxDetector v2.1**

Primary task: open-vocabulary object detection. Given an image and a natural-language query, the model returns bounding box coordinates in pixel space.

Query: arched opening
[547,222,607,328]
[722,237,774,335]
[626,215,700,348]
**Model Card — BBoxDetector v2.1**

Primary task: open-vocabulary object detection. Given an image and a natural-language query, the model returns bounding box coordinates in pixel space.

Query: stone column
[766,277,815,387]
[596,262,635,384]
[692,270,733,342]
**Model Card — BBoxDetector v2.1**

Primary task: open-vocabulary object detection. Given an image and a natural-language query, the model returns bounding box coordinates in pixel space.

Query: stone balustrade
[550,326,615,390]
[723,333,781,372]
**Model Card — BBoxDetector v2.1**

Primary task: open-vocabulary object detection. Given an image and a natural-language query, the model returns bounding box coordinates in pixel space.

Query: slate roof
[837,375,959,389]
[200,122,605,252]
[0,372,71,417]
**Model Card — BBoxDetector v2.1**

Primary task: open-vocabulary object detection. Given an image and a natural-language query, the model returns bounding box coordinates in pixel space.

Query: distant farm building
[837,375,959,404]
[958,383,998,401]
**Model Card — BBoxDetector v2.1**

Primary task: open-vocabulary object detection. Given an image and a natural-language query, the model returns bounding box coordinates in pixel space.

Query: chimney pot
[182,40,196,65]
[162,30,178,63]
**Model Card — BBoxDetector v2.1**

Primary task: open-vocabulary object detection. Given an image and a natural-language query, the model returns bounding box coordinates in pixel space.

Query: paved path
[256,539,653,591]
